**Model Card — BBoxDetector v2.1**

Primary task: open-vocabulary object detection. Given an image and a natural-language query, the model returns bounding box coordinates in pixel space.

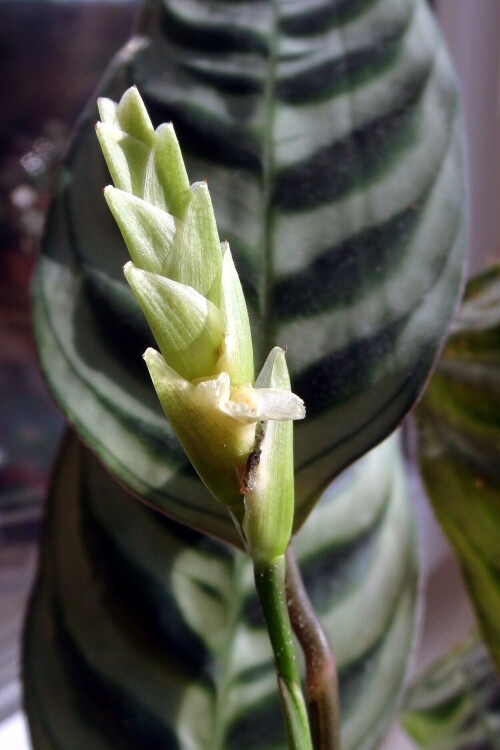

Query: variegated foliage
[402,634,500,749]
[33,0,466,544]
[25,431,417,750]
[415,266,500,673]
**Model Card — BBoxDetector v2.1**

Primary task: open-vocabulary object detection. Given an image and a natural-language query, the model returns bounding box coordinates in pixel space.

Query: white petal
[194,372,232,406]
[219,384,305,423]
[251,388,305,421]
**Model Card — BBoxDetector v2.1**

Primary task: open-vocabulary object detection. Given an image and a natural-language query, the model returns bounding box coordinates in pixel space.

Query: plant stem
[253,555,314,750]
[285,546,341,750]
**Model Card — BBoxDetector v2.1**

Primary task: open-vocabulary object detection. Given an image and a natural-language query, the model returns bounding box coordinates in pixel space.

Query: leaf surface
[414,266,500,673]
[33,0,466,541]
[402,634,500,749]
[25,429,417,750]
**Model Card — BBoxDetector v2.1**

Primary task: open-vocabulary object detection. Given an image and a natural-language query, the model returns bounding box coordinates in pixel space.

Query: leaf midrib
[258,1,279,366]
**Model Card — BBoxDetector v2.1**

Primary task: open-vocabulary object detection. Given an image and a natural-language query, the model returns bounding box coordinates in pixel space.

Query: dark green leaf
[402,633,500,749]
[33,0,466,542]
[24,429,418,750]
[414,265,500,673]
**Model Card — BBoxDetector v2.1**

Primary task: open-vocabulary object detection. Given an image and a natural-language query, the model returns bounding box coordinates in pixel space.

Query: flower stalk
[254,555,314,750]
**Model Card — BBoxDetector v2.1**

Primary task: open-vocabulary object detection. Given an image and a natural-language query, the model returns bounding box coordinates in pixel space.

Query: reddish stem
[285,546,341,750]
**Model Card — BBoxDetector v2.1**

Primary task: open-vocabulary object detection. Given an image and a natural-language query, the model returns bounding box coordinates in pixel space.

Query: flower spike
[97,87,305,563]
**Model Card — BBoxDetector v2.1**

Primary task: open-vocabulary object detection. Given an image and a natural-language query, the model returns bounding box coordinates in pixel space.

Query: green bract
[96,87,305,560]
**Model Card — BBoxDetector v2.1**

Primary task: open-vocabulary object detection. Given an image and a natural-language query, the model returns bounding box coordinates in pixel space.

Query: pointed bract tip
[142,346,159,362]
[156,121,176,135]
[192,179,208,190]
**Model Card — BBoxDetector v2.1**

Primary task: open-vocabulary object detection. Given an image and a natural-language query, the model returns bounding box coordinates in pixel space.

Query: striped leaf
[24,429,417,750]
[414,266,500,672]
[402,633,500,749]
[33,0,466,542]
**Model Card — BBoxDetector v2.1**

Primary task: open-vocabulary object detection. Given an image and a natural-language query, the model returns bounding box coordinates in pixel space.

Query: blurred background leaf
[402,633,500,749]
[414,265,500,673]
